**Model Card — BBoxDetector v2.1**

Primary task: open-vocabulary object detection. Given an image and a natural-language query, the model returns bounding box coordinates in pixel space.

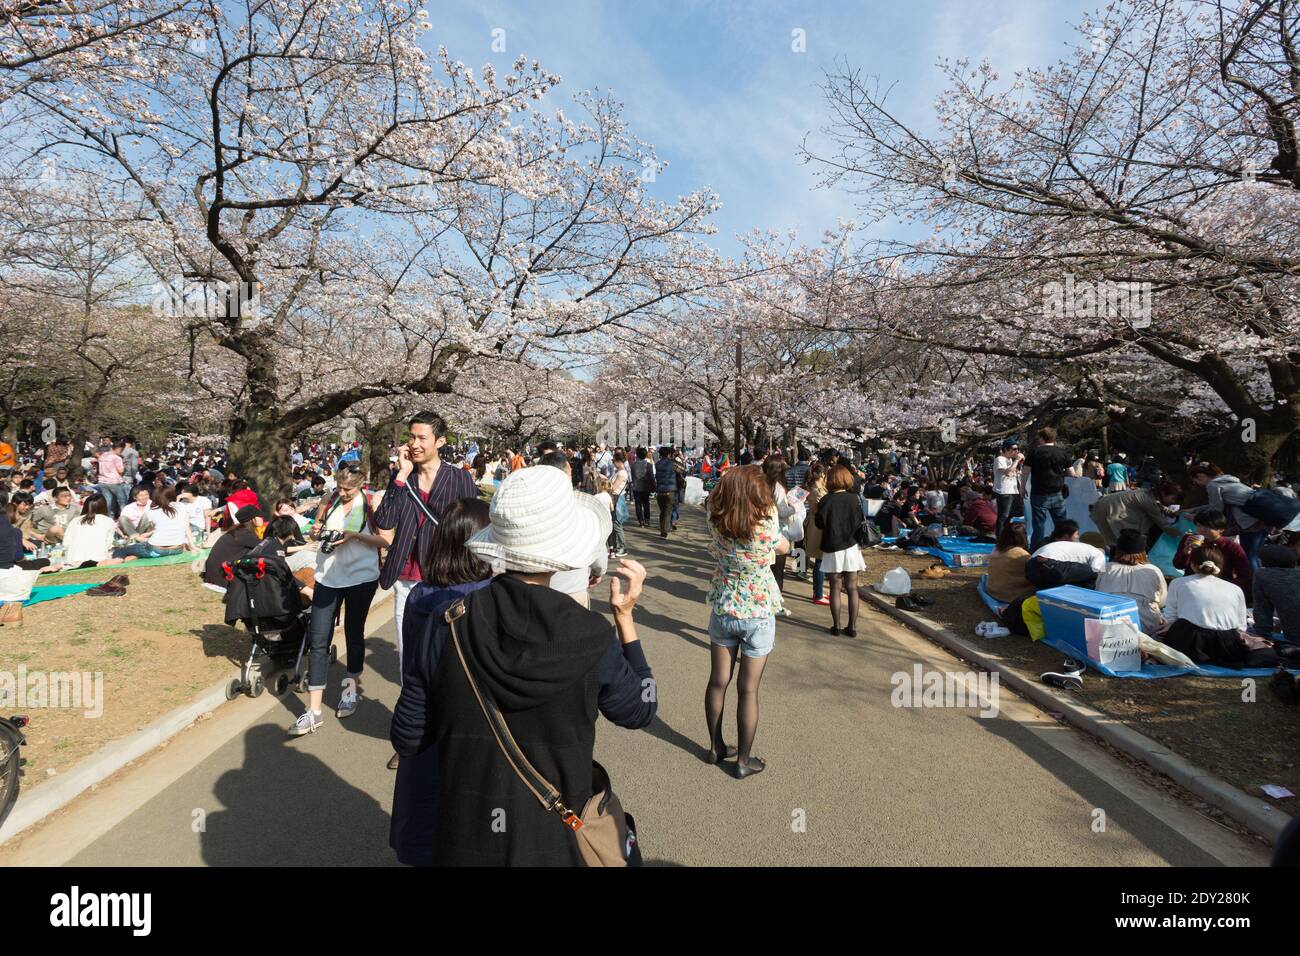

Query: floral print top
[707,509,784,619]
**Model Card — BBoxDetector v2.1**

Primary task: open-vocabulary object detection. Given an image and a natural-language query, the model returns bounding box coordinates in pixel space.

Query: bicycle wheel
[0,725,20,828]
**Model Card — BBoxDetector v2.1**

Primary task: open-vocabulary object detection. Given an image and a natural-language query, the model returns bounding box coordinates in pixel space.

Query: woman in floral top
[703,464,790,779]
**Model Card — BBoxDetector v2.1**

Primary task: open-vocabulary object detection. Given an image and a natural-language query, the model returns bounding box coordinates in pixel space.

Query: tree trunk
[229,416,291,504]
[367,422,398,489]
[1203,424,1290,485]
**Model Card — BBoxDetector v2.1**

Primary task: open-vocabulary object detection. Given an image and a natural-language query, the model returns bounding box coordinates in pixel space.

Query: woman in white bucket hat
[390,465,657,865]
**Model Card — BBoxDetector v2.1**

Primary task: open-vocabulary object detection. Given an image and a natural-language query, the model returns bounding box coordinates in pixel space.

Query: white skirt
[820,546,866,573]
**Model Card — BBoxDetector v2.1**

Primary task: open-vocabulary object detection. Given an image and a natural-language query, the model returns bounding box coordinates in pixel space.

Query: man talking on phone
[374,411,478,768]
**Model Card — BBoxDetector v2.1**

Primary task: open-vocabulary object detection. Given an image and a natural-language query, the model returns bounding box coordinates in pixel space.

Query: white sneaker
[290,709,325,736]
[337,677,360,718]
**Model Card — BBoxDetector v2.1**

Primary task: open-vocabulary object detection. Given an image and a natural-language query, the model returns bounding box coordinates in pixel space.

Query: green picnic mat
[46,549,209,578]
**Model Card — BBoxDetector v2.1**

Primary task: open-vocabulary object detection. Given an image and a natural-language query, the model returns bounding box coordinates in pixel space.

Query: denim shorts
[708,611,776,659]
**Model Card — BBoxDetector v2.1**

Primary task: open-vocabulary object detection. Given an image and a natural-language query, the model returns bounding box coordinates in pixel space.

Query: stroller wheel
[249,673,265,698]
[296,671,310,694]
[273,673,290,696]
[225,678,244,701]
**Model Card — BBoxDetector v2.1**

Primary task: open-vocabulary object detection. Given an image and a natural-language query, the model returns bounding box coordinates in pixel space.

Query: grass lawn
[854,546,1300,806]
[3,562,244,793]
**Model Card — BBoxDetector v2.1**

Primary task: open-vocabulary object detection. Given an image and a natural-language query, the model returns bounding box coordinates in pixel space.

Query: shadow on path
[203,724,397,866]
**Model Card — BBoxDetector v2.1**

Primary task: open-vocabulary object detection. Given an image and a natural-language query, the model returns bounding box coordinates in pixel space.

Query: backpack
[1243,488,1300,529]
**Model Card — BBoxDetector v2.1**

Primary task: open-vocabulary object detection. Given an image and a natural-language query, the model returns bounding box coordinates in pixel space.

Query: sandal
[735,755,766,779]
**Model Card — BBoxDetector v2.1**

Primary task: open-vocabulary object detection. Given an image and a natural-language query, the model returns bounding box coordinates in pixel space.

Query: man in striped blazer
[375,409,478,691]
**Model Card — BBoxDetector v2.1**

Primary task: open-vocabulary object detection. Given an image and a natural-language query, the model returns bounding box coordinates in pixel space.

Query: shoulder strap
[443,601,583,831]
[408,479,438,526]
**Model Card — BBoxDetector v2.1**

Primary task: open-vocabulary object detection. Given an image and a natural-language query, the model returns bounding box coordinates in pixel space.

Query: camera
[318,529,346,554]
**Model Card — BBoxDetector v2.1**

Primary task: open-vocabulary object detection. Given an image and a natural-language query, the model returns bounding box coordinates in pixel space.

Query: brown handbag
[443,600,633,867]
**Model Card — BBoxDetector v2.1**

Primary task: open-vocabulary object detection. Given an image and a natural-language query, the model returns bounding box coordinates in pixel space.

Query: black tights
[828,572,859,630]
[704,644,767,765]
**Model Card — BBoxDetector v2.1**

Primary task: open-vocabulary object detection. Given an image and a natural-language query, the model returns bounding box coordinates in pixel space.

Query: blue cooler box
[1036,586,1141,660]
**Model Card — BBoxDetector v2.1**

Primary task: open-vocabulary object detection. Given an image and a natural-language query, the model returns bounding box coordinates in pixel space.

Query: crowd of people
[5,415,1300,863]
[976,429,1300,675]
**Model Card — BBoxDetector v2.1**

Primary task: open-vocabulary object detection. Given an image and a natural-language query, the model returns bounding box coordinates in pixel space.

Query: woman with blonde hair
[704,464,790,778]
[292,465,388,736]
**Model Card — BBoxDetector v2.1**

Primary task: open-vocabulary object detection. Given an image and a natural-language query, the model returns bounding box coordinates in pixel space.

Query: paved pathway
[0,508,1269,866]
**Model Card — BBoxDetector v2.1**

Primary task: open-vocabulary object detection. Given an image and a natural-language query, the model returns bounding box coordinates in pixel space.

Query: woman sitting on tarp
[1159,544,1274,669]
[1095,528,1166,635]
[985,522,1035,605]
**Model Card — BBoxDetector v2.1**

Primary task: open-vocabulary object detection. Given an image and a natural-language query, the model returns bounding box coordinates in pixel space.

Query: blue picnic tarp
[883,535,996,567]
[976,575,1293,679]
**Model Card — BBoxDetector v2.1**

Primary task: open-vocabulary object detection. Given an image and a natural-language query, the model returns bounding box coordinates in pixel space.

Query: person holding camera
[291,465,387,737]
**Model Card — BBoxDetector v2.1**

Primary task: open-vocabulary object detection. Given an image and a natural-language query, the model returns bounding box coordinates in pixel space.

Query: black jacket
[390,574,655,867]
[816,491,863,552]
[0,514,16,569]
[203,527,262,585]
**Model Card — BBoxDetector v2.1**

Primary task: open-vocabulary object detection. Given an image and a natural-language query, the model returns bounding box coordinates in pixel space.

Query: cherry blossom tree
[6,0,740,496]
[804,0,1300,479]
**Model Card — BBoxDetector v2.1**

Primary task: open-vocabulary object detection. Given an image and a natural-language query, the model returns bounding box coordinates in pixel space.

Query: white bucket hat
[466,466,603,573]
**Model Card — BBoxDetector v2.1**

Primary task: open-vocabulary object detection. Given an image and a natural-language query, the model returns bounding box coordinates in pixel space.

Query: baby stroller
[220,554,334,698]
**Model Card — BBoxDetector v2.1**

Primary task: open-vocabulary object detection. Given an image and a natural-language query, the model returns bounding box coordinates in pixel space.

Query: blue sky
[426,0,1101,258]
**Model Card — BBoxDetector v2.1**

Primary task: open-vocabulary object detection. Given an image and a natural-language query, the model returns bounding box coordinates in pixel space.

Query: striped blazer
[374,465,480,589]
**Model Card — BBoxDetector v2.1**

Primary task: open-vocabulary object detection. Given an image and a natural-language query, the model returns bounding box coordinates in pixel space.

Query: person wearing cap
[391,465,654,866]
[1096,528,1168,634]
[992,438,1023,536]
[202,505,266,585]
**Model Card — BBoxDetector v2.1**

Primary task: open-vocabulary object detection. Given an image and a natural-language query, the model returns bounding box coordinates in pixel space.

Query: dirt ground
[2,563,244,793]
[850,546,1300,804]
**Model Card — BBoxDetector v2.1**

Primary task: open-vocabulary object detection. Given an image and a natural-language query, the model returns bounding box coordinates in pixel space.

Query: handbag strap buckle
[554,802,584,831]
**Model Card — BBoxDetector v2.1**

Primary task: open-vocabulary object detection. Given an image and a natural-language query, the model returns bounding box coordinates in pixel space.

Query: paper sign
[1098,618,1142,673]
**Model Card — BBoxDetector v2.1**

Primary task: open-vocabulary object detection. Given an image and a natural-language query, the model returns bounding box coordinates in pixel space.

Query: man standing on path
[630,446,654,527]
[374,411,478,711]
[654,445,682,538]
[1025,426,1073,551]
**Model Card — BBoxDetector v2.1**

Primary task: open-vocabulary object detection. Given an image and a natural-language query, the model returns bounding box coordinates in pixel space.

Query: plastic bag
[875,566,911,596]
[1138,634,1197,669]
